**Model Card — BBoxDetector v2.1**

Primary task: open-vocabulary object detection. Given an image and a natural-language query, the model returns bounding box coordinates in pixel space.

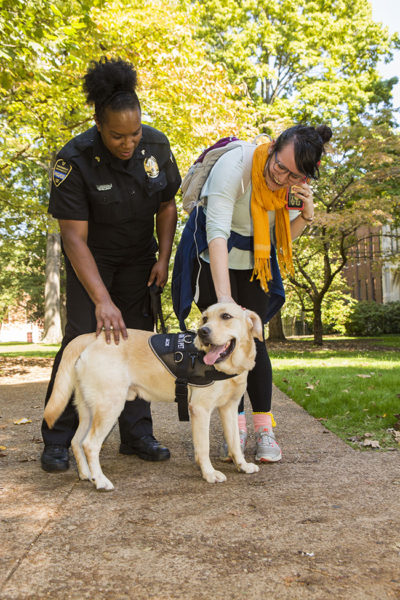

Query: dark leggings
[193,259,272,413]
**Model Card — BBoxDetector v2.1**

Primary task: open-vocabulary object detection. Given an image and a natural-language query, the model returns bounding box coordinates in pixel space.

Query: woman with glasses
[173,124,332,463]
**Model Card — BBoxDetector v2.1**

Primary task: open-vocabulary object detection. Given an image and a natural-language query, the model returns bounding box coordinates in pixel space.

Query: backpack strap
[181,140,245,214]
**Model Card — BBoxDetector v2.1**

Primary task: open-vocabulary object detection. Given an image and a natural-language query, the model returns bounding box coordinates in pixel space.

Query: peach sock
[253,412,275,431]
[238,412,247,432]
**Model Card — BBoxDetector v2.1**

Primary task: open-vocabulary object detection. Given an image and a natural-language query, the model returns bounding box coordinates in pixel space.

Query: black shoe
[41,445,69,472]
[119,435,170,462]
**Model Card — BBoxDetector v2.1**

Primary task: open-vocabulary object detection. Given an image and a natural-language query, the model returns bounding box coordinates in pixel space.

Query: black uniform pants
[41,253,156,447]
[193,259,272,414]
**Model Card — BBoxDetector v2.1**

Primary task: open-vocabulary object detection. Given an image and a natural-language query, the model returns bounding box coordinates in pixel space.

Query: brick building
[343,224,400,303]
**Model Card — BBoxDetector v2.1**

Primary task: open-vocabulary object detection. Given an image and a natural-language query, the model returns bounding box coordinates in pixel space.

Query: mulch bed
[0,356,53,383]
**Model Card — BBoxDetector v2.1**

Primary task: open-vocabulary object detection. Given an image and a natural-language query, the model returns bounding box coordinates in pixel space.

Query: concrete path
[0,377,399,599]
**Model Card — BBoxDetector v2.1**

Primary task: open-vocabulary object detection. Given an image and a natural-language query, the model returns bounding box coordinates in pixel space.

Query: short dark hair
[275,124,332,179]
[83,57,140,122]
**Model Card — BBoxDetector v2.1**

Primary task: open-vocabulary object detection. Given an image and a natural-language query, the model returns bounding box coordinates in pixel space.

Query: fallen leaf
[14,418,32,425]
[363,439,380,448]
[391,431,400,443]
[305,383,314,390]
[0,445,6,450]
[356,374,371,378]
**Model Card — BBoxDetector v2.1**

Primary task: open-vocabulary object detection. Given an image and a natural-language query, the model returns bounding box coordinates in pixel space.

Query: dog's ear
[245,310,263,341]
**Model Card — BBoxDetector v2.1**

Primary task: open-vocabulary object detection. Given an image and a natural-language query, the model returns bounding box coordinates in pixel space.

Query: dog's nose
[198,326,211,340]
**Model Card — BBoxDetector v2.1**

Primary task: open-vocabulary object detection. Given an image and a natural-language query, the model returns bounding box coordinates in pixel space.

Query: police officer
[41,57,181,472]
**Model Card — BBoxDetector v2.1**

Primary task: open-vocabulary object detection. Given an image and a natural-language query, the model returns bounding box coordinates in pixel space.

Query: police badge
[53,159,72,187]
[143,155,159,178]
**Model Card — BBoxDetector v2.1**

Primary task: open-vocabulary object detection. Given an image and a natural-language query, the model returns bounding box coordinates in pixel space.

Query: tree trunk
[42,231,63,344]
[267,310,286,341]
[313,301,324,346]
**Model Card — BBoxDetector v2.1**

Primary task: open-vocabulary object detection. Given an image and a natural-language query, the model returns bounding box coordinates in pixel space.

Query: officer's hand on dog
[95,301,128,345]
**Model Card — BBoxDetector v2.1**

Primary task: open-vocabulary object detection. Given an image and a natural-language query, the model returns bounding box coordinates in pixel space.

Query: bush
[344,301,400,336]
[383,302,400,334]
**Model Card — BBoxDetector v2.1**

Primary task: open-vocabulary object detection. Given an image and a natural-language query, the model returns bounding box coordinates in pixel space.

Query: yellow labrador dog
[44,303,262,491]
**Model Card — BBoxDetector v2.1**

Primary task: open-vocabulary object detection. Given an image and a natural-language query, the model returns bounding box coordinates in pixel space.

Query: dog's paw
[93,476,115,491]
[203,469,227,483]
[238,461,259,474]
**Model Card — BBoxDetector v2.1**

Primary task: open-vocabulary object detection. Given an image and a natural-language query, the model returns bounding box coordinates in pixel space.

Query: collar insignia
[144,155,159,178]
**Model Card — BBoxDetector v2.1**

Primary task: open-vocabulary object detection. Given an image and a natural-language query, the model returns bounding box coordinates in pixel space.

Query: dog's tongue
[203,344,226,366]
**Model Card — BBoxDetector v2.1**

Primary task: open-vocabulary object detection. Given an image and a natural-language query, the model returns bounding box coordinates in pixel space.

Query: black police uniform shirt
[49,124,181,261]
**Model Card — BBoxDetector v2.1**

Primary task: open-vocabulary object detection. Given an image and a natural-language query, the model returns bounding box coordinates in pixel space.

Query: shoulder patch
[53,159,72,187]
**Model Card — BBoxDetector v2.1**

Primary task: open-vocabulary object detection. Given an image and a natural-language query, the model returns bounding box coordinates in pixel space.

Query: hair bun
[84,57,137,106]
[316,125,332,144]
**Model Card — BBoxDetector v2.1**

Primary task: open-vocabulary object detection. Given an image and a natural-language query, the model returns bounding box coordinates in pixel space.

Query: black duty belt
[148,332,237,421]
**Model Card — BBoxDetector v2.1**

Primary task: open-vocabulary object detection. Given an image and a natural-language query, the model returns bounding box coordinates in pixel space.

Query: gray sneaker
[255,427,282,462]
[219,429,248,462]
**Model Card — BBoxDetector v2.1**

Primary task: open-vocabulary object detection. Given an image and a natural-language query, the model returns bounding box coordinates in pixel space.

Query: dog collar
[149,332,237,421]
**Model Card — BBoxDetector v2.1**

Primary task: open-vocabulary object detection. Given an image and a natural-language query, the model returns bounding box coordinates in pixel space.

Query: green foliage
[285,118,400,343]
[194,0,399,124]
[344,301,400,336]
[320,293,357,335]
[0,0,256,323]
[284,253,357,335]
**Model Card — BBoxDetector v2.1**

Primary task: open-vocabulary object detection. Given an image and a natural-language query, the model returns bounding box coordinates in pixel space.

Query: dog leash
[149,283,167,334]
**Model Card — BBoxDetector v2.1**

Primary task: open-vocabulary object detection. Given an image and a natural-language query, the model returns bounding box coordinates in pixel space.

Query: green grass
[287,333,400,348]
[270,346,400,450]
[364,335,400,348]
[0,343,60,358]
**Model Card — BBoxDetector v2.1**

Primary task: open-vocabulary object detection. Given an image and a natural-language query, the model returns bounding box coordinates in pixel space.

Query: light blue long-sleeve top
[200,146,299,269]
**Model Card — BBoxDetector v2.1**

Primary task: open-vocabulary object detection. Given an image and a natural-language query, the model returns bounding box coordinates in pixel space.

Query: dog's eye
[221,313,232,320]
[202,316,208,324]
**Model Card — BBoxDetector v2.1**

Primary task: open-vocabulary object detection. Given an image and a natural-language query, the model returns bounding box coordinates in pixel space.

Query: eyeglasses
[274,151,305,182]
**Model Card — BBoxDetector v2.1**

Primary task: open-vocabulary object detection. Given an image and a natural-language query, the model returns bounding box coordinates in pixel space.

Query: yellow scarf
[250,142,294,291]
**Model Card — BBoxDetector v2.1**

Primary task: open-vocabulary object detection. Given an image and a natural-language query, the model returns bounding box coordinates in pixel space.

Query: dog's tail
[44,334,95,429]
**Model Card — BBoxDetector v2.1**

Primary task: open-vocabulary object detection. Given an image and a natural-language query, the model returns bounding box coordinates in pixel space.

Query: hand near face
[291,181,314,216]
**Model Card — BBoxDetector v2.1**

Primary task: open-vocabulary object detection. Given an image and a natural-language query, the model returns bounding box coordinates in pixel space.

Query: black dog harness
[148,332,237,421]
